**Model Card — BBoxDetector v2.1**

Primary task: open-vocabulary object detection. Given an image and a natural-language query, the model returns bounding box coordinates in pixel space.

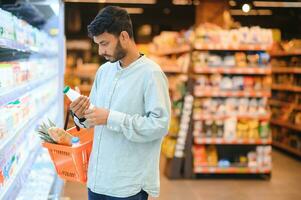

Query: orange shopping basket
[42,127,94,184]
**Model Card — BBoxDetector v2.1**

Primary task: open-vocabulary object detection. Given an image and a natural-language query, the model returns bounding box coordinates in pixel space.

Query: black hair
[87,6,134,39]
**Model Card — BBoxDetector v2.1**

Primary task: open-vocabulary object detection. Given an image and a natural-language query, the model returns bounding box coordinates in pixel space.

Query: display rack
[155,25,274,179]
[0,1,65,198]
[191,45,272,178]
[269,49,301,158]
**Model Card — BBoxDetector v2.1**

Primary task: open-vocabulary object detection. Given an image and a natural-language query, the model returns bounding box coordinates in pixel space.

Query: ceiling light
[64,0,156,4]
[122,7,144,14]
[229,0,236,7]
[254,1,301,8]
[172,0,191,5]
[230,9,272,16]
[242,3,251,13]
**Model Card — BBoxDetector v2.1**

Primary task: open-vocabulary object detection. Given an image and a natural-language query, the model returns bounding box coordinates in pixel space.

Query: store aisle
[63,150,301,200]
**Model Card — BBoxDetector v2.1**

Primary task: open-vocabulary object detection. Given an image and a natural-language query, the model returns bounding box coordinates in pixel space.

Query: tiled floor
[63,149,301,200]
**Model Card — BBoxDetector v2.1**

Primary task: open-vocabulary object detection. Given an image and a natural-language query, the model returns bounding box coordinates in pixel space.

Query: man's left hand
[84,107,109,127]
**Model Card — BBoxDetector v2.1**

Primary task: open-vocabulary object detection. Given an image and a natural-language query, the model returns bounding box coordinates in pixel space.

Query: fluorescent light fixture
[64,0,156,4]
[172,0,191,5]
[122,7,144,14]
[229,0,237,7]
[230,9,272,16]
[242,3,251,13]
[254,1,301,8]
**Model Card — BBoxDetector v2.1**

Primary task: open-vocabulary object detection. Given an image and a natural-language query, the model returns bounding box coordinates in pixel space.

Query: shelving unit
[194,166,271,174]
[269,49,301,158]
[191,44,272,177]
[156,26,274,179]
[0,2,65,198]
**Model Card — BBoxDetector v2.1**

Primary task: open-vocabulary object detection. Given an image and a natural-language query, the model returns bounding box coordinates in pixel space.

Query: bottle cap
[71,137,80,144]
[63,86,70,94]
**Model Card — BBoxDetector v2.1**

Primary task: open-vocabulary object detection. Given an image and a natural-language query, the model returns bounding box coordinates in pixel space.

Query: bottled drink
[71,137,80,147]
[63,86,94,109]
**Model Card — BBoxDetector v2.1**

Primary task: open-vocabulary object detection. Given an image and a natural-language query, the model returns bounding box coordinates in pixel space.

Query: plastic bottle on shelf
[71,137,80,147]
[63,86,94,109]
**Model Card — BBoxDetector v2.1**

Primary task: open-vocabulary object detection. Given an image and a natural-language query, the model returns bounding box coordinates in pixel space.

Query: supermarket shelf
[194,88,271,97]
[194,43,270,51]
[193,113,270,121]
[194,166,271,174]
[0,142,42,200]
[272,67,301,74]
[0,38,56,56]
[269,50,301,57]
[271,84,301,92]
[0,38,32,52]
[194,67,271,74]
[161,66,184,73]
[270,119,301,132]
[273,141,301,157]
[194,137,272,145]
[149,44,191,56]
[0,73,58,106]
[0,98,57,154]
[268,99,292,107]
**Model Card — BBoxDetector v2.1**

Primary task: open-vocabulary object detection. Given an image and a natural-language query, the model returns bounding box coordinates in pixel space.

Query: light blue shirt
[76,55,171,198]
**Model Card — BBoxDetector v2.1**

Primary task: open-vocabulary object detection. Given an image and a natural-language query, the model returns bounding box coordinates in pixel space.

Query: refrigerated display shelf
[194,166,271,174]
[0,98,57,154]
[194,137,272,145]
[194,43,270,51]
[271,84,301,92]
[0,142,42,200]
[273,141,301,157]
[0,38,56,56]
[150,44,191,56]
[269,51,301,57]
[272,67,301,74]
[193,113,270,121]
[194,88,271,97]
[0,38,33,53]
[193,67,271,74]
[270,119,301,132]
[0,73,58,106]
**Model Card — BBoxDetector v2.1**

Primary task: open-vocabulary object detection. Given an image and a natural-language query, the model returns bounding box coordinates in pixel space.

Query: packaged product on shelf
[224,117,237,139]
[0,8,14,41]
[193,145,207,167]
[194,24,273,48]
[150,31,190,53]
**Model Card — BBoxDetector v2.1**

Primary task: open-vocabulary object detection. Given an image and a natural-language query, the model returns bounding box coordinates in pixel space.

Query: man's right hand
[70,95,91,119]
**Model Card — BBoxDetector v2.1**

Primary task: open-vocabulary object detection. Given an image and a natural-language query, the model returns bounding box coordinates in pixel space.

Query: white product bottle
[71,137,80,147]
[63,86,94,109]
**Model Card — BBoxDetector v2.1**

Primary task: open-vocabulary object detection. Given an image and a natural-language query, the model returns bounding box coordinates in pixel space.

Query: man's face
[93,32,127,63]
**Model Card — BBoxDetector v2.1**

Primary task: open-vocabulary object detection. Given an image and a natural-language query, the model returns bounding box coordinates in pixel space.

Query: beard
[106,40,127,63]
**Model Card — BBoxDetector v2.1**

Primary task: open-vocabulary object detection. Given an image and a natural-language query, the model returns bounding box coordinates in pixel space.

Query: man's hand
[84,107,109,127]
[70,95,91,119]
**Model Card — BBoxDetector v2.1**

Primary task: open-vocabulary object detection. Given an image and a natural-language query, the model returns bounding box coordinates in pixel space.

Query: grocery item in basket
[48,127,73,146]
[71,136,81,147]
[37,119,58,144]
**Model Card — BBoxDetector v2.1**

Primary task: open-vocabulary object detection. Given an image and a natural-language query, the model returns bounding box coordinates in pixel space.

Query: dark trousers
[88,188,148,200]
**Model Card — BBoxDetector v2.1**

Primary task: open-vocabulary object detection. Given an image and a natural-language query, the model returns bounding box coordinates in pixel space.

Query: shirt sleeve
[106,70,171,143]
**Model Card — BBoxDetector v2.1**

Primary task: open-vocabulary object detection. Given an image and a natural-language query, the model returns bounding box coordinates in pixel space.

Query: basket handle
[64,106,80,131]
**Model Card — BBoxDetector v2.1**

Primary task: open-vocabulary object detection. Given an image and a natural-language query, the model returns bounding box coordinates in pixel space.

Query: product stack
[269,40,301,157]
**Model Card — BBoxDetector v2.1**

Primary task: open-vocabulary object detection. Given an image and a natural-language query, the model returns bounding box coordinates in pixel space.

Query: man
[70,6,171,200]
